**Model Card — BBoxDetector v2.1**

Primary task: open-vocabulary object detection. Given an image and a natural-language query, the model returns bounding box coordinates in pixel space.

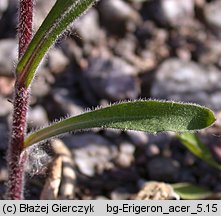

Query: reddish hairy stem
[7,85,29,199]
[18,0,33,58]
[7,0,33,199]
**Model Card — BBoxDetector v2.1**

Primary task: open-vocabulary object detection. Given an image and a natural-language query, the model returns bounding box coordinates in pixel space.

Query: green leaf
[16,0,97,88]
[24,100,215,147]
[178,133,221,170]
[172,183,213,200]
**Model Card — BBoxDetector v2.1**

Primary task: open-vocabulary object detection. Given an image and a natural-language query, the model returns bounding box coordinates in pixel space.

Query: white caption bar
[0,200,221,216]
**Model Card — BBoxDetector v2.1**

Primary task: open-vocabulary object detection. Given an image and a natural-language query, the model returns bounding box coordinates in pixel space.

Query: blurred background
[1,0,221,199]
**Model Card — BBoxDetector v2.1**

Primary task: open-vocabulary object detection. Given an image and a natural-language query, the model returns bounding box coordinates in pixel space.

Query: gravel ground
[1,0,221,199]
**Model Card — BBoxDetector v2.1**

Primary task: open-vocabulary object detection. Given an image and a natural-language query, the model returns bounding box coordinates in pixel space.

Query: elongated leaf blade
[178,133,221,170]
[172,183,213,200]
[24,100,215,147]
[17,0,97,87]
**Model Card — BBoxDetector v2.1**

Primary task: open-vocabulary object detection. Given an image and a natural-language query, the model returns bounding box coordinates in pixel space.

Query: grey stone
[61,39,83,66]
[0,0,8,19]
[74,9,101,43]
[48,48,69,74]
[177,169,196,183]
[207,142,221,164]
[183,152,196,166]
[120,142,135,155]
[150,0,194,27]
[0,39,17,77]
[103,128,122,139]
[99,0,141,33]
[148,133,172,147]
[145,144,160,157]
[0,166,7,182]
[116,153,132,168]
[0,123,8,150]
[84,54,140,101]
[0,0,17,38]
[27,105,48,129]
[34,0,56,30]
[116,142,135,167]
[63,133,117,176]
[0,76,14,96]
[114,35,156,73]
[147,157,180,181]
[31,71,51,100]
[51,88,83,116]
[126,131,148,145]
[0,96,13,117]
[204,0,221,37]
[199,39,221,65]
[110,187,132,200]
[151,58,221,110]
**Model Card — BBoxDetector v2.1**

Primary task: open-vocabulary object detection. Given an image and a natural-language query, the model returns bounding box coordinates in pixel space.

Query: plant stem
[18,0,33,59]
[7,84,29,199]
[6,0,33,199]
